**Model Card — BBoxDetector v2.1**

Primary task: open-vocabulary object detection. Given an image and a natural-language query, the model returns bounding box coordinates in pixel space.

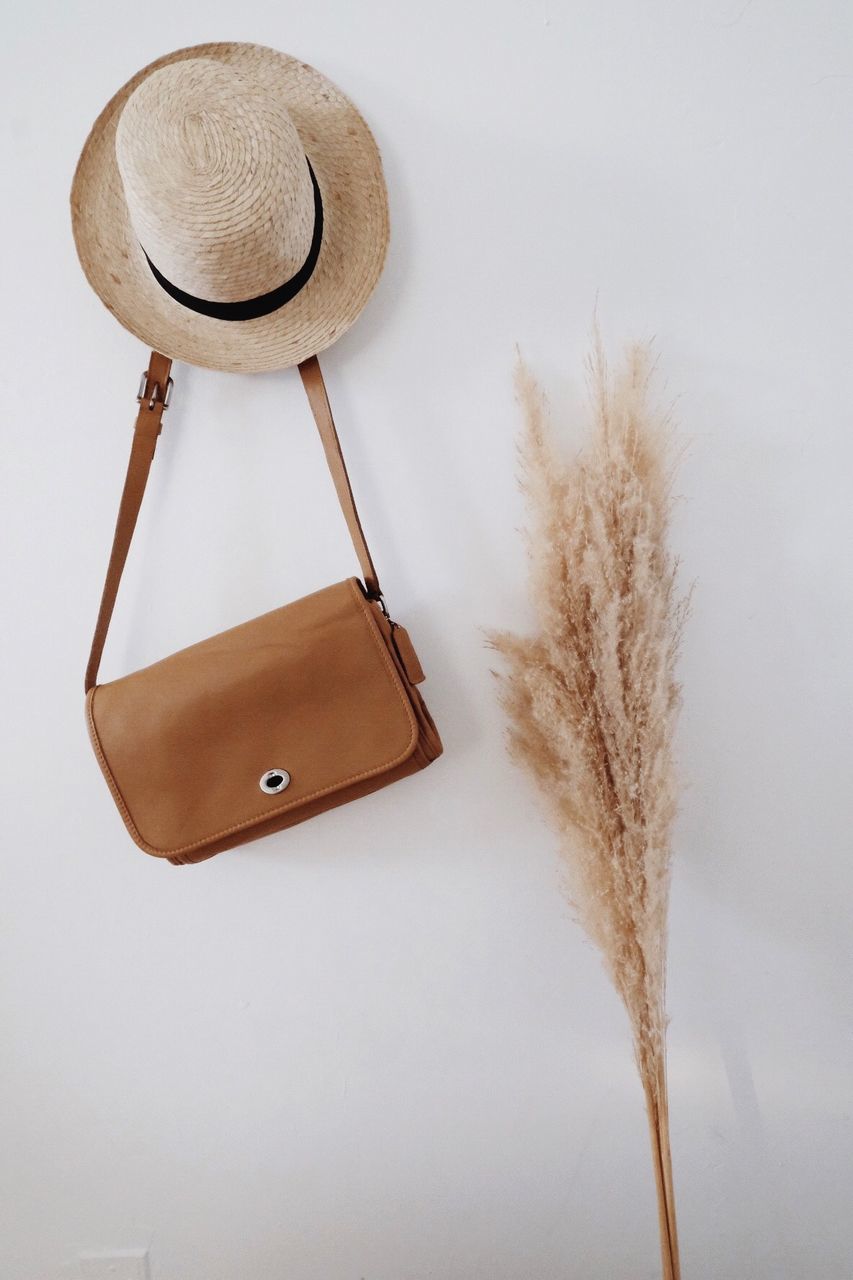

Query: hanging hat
[70,42,390,373]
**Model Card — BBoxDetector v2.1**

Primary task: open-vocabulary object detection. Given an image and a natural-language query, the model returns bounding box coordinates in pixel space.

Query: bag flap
[87,578,418,858]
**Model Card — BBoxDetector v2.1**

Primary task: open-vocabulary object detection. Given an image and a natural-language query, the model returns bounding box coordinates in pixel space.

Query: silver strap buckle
[137,370,173,411]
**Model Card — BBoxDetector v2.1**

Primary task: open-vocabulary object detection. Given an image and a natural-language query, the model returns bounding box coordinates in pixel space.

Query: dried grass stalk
[488,337,688,1280]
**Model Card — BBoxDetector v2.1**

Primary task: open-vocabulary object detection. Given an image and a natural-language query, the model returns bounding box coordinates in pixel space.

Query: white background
[2,2,852,1278]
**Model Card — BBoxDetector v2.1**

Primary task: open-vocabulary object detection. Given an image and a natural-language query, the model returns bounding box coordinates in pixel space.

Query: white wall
[2,2,852,1277]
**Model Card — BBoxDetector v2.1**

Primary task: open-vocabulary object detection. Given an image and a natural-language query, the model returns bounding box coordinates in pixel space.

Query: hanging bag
[85,353,442,865]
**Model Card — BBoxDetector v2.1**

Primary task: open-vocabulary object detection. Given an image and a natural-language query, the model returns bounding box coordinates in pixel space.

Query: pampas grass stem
[488,335,687,1279]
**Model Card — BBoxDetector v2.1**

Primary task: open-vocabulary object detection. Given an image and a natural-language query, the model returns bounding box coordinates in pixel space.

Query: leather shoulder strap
[85,353,172,693]
[298,356,380,601]
[84,352,382,692]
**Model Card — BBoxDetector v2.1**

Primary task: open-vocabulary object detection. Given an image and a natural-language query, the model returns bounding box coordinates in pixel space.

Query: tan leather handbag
[85,352,442,864]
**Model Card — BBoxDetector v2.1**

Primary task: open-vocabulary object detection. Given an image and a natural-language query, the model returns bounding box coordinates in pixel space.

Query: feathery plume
[488,335,688,1280]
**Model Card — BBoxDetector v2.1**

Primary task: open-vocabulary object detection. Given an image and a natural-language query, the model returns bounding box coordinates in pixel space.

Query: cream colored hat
[70,42,390,372]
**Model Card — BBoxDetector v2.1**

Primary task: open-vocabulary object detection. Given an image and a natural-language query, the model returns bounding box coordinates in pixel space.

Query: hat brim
[70,42,390,373]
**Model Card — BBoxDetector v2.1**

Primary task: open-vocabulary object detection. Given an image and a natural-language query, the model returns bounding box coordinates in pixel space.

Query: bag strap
[298,356,380,600]
[84,352,382,693]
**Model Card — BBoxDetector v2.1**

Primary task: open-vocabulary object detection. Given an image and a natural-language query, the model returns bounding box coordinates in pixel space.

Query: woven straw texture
[70,43,390,372]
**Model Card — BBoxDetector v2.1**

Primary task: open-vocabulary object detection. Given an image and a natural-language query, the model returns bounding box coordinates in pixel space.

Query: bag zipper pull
[389,618,426,685]
[367,589,426,685]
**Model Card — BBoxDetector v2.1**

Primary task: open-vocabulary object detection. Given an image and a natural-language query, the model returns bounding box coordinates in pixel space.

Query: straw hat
[70,42,390,372]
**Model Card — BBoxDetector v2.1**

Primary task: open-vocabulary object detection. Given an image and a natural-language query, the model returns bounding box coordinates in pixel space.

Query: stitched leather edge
[86,579,419,858]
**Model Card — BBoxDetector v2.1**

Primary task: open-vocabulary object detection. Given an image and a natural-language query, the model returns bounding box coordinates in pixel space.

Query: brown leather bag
[85,352,442,864]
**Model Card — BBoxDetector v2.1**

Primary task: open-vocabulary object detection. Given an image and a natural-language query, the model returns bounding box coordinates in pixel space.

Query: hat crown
[116,59,316,304]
